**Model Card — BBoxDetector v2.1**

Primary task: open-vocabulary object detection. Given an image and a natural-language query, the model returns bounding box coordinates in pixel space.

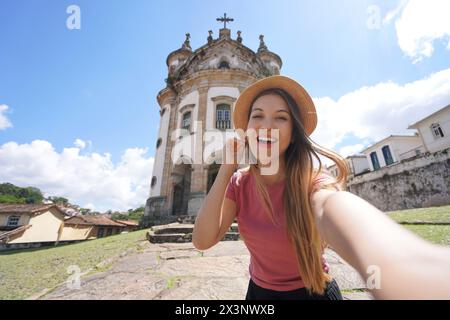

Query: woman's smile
[256,135,278,148]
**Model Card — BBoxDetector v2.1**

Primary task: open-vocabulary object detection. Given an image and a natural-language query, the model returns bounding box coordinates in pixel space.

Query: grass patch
[341,288,366,294]
[402,225,450,246]
[387,205,450,223]
[166,276,182,289]
[386,206,450,246]
[0,229,149,300]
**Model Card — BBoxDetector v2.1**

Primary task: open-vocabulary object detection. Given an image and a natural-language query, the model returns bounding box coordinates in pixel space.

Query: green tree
[48,196,69,206]
[0,183,44,204]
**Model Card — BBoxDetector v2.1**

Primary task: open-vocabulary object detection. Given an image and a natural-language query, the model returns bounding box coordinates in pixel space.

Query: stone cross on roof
[216,13,234,29]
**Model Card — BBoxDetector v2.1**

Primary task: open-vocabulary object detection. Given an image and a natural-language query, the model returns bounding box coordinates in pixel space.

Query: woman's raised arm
[192,137,244,250]
[312,189,450,299]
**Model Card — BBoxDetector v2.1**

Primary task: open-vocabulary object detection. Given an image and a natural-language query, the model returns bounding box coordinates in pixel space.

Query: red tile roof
[0,225,32,242]
[0,204,63,215]
[115,220,139,226]
[64,215,126,227]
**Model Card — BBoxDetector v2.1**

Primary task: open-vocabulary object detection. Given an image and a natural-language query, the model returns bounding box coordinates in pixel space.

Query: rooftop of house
[64,215,127,227]
[0,204,63,215]
[115,220,139,227]
[408,104,450,129]
[0,225,32,242]
[361,134,421,153]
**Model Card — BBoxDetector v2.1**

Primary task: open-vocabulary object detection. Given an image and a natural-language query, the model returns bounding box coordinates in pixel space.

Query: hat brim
[232,75,317,137]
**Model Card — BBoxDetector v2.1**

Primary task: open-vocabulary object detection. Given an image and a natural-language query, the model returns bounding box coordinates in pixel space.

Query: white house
[361,135,425,171]
[327,155,370,178]
[408,104,450,154]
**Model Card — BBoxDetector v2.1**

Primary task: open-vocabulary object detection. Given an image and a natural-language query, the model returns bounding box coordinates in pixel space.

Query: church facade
[143,18,283,225]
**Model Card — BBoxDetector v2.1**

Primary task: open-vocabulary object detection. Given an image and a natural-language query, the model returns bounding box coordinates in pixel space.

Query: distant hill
[0,182,145,220]
[0,183,44,204]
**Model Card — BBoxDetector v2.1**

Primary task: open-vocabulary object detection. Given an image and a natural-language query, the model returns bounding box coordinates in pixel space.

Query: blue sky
[1,0,449,210]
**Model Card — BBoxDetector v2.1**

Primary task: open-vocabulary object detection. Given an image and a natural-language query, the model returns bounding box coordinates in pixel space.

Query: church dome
[256,34,283,75]
[166,33,193,75]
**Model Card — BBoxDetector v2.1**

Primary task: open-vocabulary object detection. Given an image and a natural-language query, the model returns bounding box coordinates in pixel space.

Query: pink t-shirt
[225,169,334,291]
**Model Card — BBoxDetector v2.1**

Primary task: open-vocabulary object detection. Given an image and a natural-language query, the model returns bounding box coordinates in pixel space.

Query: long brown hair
[242,88,349,294]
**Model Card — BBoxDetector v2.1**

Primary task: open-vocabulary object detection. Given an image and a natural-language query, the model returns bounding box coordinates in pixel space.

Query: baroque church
[143,15,283,225]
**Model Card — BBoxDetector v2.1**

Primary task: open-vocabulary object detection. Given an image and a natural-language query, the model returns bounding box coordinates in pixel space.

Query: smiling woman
[192,75,450,300]
[194,75,347,300]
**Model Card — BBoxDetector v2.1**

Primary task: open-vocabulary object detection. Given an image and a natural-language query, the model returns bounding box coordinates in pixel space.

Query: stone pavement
[40,240,373,300]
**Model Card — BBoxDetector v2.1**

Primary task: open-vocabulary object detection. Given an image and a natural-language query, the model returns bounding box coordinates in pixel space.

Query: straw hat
[232,75,318,136]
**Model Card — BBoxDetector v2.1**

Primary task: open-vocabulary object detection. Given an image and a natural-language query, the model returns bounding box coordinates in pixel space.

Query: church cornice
[173,69,261,96]
[157,87,176,107]
[172,36,271,84]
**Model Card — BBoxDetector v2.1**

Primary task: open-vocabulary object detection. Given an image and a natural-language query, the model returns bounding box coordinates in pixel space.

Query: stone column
[188,87,209,215]
[143,92,177,224]
[159,97,179,217]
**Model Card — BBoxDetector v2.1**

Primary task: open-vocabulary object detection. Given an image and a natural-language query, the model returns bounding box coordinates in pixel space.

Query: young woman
[192,75,450,300]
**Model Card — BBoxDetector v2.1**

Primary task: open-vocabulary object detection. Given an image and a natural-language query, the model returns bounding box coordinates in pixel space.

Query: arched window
[216,104,231,130]
[218,60,230,69]
[182,111,191,130]
[370,152,380,170]
[151,176,157,188]
[382,145,394,166]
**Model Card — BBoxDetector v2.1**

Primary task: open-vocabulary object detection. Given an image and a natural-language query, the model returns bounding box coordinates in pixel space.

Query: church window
[216,104,231,130]
[219,60,230,69]
[156,138,162,149]
[151,176,157,188]
[182,111,191,130]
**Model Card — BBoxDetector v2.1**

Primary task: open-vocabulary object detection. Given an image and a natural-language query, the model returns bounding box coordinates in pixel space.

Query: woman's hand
[221,137,246,171]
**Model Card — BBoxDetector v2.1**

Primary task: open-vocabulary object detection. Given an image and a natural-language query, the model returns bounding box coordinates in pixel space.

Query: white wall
[150,103,172,197]
[9,209,63,244]
[352,157,369,175]
[391,137,423,162]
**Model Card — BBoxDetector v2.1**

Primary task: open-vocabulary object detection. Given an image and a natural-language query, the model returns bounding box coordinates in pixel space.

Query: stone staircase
[146,220,240,244]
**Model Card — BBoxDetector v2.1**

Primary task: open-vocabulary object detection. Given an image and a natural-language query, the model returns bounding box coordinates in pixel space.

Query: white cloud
[311,68,450,151]
[383,0,408,26]
[0,104,12,130]
[74,138,87,149]
[338,144,366,158]
[0,140,154,212]
[386,0,450,62]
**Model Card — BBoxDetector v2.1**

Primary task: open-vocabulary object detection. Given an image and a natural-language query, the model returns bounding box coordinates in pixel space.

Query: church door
[172,183,184,215]
[172,166,191,215]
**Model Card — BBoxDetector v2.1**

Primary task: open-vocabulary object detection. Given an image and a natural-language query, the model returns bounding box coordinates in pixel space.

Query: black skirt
[245,278,343,300]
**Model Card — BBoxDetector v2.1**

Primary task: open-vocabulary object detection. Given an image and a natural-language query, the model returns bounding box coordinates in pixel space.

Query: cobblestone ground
[39,240,373,300]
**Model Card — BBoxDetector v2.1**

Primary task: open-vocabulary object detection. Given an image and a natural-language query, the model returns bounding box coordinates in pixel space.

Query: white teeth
[258,137,276,143]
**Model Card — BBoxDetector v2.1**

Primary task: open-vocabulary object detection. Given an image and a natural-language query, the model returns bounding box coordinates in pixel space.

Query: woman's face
[247,93,293,162]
